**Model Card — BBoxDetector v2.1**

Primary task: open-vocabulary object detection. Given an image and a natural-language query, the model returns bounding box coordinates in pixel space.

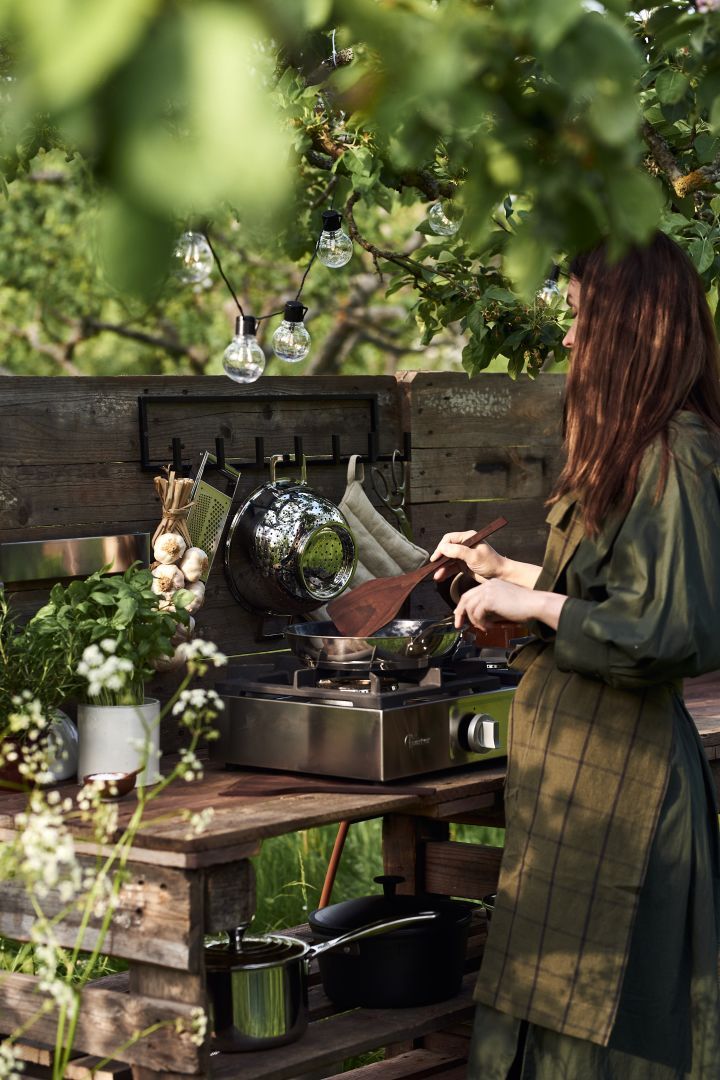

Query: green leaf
[303,0,332,28]
[500,328,529,351]
[90,591,116,606]
[17,0,157,110]
[655,69,691,106]
[526,0,585,51]
[482,285,517,304]
[689,237,715,275]
[112,596,138,629]
[504,230,553,300]
[606,171,663,246]
[173,588,194,611]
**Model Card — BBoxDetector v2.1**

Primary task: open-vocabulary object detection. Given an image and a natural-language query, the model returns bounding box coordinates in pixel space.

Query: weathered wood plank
[423,841,502,901]
[382,816,449,895]
[0,859,204,971]
[208,972,477,1080]
[410,445,563,504]
[335,1049,465,1079]
[410,498,549,565]
[398,371,564,450]
[204,859,256,934]
[0,376,401,469]
[127,960,208,1080]
[0,973,203,1074]
[10,1039,132,1079]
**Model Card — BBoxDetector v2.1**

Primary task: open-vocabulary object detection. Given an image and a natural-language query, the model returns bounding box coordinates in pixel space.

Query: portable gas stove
[212,648,518,781]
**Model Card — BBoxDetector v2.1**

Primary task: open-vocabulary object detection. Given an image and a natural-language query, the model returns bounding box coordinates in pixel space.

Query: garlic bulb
[152,648,185,673]
[182,580,205,613]
[179,546,209,583]
[152,564,185,597]
[152,642,191,673]
[153,532,187,565]
[172,615,195,646]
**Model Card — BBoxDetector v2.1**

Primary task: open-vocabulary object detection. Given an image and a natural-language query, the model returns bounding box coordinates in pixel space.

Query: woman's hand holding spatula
[326,516,508,638]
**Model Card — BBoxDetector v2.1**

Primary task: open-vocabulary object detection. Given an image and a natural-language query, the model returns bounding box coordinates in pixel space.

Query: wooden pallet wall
[398,372,565,619]
[0,371,565,647]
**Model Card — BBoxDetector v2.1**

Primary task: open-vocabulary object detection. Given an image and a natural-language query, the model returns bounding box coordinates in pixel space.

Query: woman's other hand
[454,580,568,632]
[430,531,505,582]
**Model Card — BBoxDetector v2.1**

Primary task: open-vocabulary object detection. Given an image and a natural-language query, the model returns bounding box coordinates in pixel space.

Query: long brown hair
[553,231,720,534]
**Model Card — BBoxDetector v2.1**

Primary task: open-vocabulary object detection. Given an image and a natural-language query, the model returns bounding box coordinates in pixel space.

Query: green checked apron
[472,413,720,1076]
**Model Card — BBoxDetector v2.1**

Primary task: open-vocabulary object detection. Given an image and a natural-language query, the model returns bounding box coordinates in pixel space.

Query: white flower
[172,688,223,714]
[183,807,214,839]
[0,1040,24,1079]
[180,639,227,667]
[79,644,135,699]
[176,1006,207,1047]
[15,791,82,902]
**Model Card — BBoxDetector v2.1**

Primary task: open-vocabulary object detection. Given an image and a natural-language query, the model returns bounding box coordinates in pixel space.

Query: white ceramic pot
[77,698,161,787]
[44,709,79,783]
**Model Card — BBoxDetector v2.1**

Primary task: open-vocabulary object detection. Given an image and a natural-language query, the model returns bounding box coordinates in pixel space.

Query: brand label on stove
[404,733,432,749]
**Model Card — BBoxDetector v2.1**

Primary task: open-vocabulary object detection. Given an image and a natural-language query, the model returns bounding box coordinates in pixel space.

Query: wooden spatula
[327,516,508,638]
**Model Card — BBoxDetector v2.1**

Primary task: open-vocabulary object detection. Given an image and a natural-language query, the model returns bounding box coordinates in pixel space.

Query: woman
[431,232,720,1078]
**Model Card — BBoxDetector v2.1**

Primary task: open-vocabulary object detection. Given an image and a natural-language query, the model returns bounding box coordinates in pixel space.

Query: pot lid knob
[373,875,405,899]
[228,923,251,952]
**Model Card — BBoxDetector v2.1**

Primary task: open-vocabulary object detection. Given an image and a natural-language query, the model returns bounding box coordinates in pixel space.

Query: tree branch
[642,120,720,197]
[7,321,82,375]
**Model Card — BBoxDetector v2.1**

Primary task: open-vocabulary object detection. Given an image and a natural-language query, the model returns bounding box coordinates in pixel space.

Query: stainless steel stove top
[211,652,518,781]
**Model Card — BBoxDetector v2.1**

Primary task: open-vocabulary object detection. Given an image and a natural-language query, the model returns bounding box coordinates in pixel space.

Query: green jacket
[475,411,720,1044]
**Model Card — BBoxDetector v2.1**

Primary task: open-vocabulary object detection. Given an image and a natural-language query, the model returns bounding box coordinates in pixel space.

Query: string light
[173,231,213,284]
[223,316,265,384]
[272,301,311,362]
[427,200,462,237]
[536,265,561,306]
[316,210,353,268]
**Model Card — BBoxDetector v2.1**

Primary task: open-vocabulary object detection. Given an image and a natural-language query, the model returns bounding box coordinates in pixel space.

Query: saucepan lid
[205,926,308,971]
[308,875,473,935]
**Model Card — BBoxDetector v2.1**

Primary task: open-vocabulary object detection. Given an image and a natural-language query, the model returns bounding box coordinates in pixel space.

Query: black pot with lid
[307,875,473,1008]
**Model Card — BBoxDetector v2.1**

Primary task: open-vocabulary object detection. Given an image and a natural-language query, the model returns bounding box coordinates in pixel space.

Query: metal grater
[187,452,242,580]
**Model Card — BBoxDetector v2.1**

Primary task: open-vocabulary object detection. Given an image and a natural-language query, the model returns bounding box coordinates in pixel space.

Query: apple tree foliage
[0,0,719,378]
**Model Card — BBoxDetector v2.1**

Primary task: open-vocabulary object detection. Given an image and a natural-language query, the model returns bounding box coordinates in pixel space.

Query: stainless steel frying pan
[284,618,465,672]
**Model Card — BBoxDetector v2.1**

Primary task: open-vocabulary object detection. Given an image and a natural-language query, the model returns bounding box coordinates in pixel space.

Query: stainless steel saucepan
[205,913,437,1052]
[284,616,467,672]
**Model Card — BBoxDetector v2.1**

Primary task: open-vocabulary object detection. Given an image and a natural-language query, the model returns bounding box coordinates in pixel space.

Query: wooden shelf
[209,972,477,1080]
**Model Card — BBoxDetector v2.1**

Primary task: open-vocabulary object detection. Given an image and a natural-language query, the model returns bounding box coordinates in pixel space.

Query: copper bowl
[81,770,138,800]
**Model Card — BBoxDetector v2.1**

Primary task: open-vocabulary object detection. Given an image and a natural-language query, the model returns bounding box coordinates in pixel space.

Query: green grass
[251,818,504,931]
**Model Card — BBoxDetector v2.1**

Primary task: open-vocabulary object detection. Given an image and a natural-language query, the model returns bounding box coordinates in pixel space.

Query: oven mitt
[311,455,428,620]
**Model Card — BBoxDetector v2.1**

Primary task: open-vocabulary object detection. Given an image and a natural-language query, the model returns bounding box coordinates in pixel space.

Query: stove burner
[316,676,402,694]
[218,649,520,709]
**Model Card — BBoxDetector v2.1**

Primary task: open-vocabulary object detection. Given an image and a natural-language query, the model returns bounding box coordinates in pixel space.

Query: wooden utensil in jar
[326,516,508,638]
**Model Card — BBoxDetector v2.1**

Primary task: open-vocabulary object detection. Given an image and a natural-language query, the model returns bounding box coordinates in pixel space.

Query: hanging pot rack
[137,392,411,479]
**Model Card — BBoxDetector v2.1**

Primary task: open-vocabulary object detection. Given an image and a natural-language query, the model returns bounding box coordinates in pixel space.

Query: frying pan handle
[307,912,439,959]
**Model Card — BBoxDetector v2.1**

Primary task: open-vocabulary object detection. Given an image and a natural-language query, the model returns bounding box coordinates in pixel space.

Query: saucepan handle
[308,912,439,959]
[270,453,308,485]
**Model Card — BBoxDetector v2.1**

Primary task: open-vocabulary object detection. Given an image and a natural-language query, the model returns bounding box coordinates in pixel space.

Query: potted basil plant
[31,564,189,787]
[0,590,78,787]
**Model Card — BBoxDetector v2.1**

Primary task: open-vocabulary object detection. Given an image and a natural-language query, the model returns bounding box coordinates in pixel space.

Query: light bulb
[223,316,265,384]
[316,210,353,268]
[536,268,561,307]
[427,200,462,237]
[272,301,311,363]
[174,231,213,284]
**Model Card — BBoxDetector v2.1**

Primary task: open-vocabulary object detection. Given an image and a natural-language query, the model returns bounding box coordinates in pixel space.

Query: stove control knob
[460,713,500,754]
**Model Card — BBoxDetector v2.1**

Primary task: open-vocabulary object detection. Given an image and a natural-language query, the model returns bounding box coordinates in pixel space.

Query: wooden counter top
[1,672,718,868]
